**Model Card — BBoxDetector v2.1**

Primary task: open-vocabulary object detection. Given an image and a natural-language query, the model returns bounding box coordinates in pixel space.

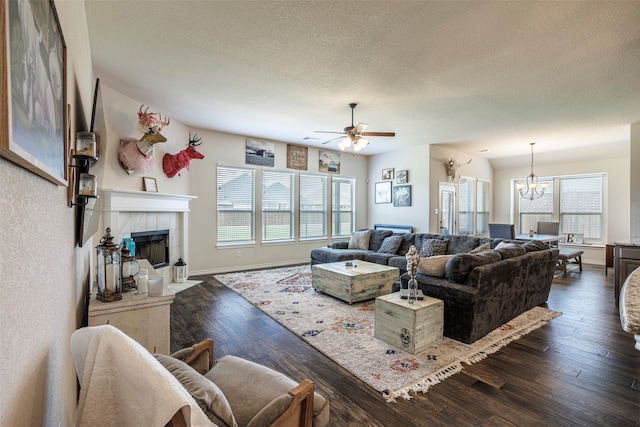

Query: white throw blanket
[71,325,215,426]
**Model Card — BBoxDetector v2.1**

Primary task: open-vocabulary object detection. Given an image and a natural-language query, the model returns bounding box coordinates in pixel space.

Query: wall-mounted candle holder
[69,132,99,207]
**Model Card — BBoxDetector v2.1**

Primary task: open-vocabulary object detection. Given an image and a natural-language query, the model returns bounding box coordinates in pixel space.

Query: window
[262,170,294,241]
[217,166,255,243]
[517,183,553,234]
[300,174,327,239]
[560,176,602,241]
[458,177,476,235]
[476,180,490,235]
[515,174,604,243]
[332,177,355,237]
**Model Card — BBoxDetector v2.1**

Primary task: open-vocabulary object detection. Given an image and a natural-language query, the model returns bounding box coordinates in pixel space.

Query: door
[439,183,456,235]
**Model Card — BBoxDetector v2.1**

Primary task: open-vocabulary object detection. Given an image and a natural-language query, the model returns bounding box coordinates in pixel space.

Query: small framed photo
[375,181,392,204]
[393,185,411,207]
[382,168,394,180]
[396,170,408,184]
[143,177,158,192]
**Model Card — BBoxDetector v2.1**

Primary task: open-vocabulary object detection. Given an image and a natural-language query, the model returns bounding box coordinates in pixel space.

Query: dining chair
[488,223,515,239]
[537,222,560,247]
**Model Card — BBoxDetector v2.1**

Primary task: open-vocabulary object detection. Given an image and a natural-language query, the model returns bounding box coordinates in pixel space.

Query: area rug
[215,265,561,402]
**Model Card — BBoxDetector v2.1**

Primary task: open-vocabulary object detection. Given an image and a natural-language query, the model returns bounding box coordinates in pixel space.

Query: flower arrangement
[137,104,170,135]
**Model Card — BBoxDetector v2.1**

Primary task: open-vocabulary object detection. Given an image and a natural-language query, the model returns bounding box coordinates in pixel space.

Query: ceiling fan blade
[314,131,345,134]
[362,132,396,137]
[321,136,345,145]
[355,122,368,133]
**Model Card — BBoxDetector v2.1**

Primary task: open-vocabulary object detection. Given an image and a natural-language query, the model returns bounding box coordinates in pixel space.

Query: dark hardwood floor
[170,264,640,426]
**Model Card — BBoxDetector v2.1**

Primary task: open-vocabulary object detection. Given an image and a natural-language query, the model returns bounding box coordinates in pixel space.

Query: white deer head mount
[446,158,472,181]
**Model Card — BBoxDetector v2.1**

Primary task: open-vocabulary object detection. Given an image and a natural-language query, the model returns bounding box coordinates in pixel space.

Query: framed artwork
[246,138,274,167]
[396,170,408,184]
[143,177,158,192]
[1,0,67,185]
[393,185,412,207]
[319,150,340,173]
[375,181,392,204]
[286,144,307,170]
[382,168,394,180]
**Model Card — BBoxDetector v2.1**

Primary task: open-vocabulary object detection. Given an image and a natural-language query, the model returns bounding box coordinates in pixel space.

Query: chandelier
[516,142,548,200]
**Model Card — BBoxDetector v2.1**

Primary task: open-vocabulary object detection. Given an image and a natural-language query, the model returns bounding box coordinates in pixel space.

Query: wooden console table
[88,259,175,354]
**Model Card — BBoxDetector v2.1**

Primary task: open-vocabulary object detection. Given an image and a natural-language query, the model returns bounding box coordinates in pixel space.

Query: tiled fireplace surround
[101,189,197,283]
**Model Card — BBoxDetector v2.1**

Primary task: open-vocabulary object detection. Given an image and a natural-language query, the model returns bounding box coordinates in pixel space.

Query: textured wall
[0,1,94,425]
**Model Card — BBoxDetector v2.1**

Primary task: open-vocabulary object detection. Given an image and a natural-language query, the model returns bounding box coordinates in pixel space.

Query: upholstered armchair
[70,325,330,427]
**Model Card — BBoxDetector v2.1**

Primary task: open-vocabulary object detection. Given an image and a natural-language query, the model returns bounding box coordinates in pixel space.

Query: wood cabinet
[88,260,175,354]
[614,245,640,307]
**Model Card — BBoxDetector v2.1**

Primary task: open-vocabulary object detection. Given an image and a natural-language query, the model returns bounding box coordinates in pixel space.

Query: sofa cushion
[417,255,454,277]
[445,250,502,284]
[495,241,518,250]
[368,229,393,251]
[364,252,397,265]
[495,244,526,260]
[419,238,448,257]
[397,233,416,256]
[348,230,371,250]
[310,247,367,264]
[154,354,238,427]
[378,235,403,254]
[445,235,481,254]
[468,242,490,254]
[522,240,549,252]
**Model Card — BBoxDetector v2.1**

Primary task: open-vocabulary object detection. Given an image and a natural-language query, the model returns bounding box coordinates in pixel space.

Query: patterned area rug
[215,265,561,402]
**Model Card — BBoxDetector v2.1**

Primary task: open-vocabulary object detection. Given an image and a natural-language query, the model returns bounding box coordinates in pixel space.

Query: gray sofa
[310,230,559,344]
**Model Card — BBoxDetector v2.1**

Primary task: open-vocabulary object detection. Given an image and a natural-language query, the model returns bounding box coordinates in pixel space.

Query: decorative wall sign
[286,144,308,170]
[143,177,158,192]
[246,138,274,166]
[319,151,340,173]
[375,181,392,204]
[393,185,412,207]
[382,168,394,180]
[1,0,67,185]
[396,170,408,184]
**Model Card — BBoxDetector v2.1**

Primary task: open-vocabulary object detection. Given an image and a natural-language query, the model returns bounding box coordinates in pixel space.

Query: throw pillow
[495,241,518,250]
[419,238,448,258]
[154,354,238,427]
[417,254,454,277]
[377,235,403,254]
[348,229,372,250]
[468,242,490,254]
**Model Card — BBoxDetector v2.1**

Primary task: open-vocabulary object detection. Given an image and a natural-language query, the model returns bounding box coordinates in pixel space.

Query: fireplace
[131,230,170,268]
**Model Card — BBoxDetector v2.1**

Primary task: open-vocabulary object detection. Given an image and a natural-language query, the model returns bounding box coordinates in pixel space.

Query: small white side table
[88,259,175,354]
[374,292,444,354]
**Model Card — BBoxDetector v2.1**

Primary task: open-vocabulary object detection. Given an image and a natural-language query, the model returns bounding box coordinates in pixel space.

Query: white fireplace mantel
[100,188,197,213]
[99,188,197,282]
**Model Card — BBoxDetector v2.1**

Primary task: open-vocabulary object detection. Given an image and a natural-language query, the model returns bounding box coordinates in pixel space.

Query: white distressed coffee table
[311,260,399,304]
[374,292,444,354]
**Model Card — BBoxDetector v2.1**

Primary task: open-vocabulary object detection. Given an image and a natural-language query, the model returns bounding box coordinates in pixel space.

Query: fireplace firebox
[131,230,170,268]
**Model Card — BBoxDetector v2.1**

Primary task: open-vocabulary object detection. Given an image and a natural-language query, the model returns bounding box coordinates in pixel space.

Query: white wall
[186,130,369,274]
[630,122,640,242]
[492,143,630,265]
[428,145,493,234]
[1,1,94,425]
[367,145,431,232]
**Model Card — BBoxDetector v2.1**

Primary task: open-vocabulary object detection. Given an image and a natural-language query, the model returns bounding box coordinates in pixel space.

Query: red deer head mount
[162,133,205,178]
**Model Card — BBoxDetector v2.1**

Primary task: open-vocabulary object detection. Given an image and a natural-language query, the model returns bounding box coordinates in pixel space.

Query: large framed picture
[286,144,307,170]
[375,181,392,204]
[393,185,412,207]
[1,0,67,185]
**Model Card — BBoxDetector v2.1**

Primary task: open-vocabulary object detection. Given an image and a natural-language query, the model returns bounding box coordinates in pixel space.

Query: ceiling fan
[315,103,395,151]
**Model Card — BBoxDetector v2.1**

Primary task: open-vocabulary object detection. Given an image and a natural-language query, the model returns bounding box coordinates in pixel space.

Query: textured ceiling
[85,1,640,161]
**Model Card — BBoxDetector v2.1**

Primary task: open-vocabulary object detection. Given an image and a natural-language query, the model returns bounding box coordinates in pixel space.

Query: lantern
[174,258,187,283]
[96,228,122,302]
